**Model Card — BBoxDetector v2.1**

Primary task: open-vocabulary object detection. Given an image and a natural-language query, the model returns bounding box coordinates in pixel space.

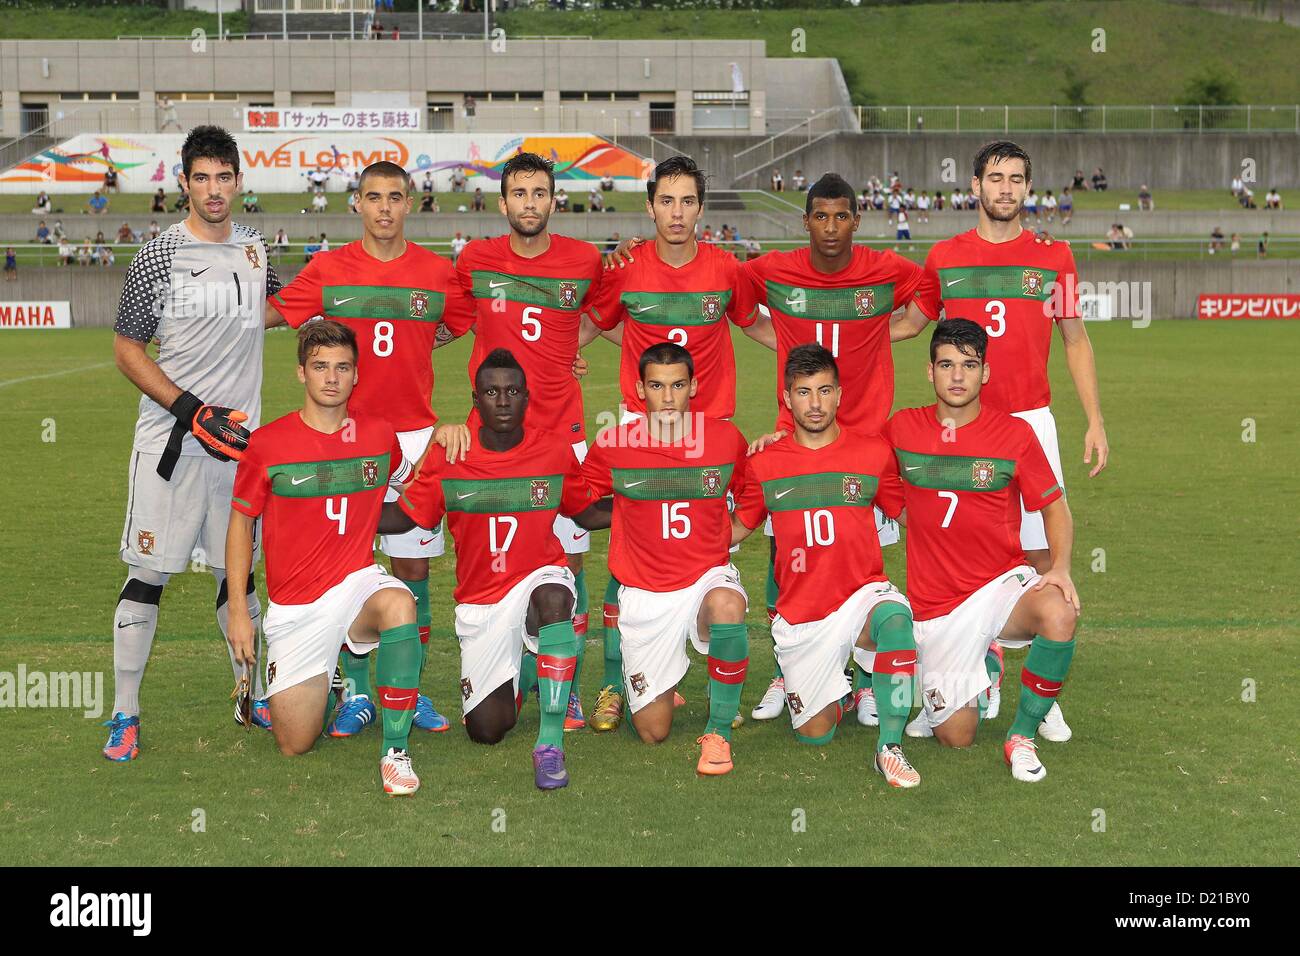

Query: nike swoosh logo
[538,663,568,674]
[894,658,917,667]
[573,531,589,540]
[631,304,658,314]
[1033,682,1056,693]
[456,491,477,499]
[381,693,407,704]
[332,296,356,306]
[117,620,145,629]
[716,666,745,677]
[905,466,921,471]
[291,475,314,485]
[190,268,210,277]
[418,537,437,546]
[773,488,793,499]
[784,298,804,308]
[946,277,967,287]
[488,280,512,289]
[623,480,647,488]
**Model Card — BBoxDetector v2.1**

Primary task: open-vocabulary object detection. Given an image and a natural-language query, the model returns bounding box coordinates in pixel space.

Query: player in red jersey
[379,349,609,790]
[226,321,432,795]
[727,173,936,724]
[582,343,751,776]
[267,160,476,737]
[897,141,1108,739]
[454,152,605,729]
[732,344,920,788]
[579,154,757,733]
[883,320,1080,783]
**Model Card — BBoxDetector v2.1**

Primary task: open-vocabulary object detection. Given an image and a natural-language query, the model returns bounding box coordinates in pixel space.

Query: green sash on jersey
[619,290,732,326]
[760,471,878,512]
[612,463,733,501]
[762,281,895,320]
[267,453,391,498]
[936,265,1059,301]
[322,285,445,322]
[439,474,565,513]
[895,449,1016,492]
[467,271,591,311]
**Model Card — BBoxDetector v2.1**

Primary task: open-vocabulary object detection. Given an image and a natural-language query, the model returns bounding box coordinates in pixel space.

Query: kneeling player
[582,343,751,775]
[732,344,919,787]
[225,321,442,795]
[884,319,1080,782]
[379,349,609,790]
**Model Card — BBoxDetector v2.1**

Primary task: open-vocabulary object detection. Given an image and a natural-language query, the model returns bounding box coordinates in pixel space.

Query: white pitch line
[0,361,115,389]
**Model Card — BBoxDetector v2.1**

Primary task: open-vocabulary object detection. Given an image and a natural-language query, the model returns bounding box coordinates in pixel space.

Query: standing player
[898,141,1107,736]
[582,343,751,775]
[225,321,425,795]
[731,173,935,726]
[579,154,754,733]
[454,153,605,730]
[731,345,920,787]
[267,160,476,738]
[884,320,1080,782]
[104,126,281,761]
[379,350,610,790]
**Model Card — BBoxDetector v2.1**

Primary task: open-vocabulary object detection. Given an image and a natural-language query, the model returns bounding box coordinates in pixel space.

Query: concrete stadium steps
[247,11,490,37]
[706,191,747,212]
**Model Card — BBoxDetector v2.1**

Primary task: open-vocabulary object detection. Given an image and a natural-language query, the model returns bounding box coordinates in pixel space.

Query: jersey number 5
[522,306,542,342]
[326,496,348,535]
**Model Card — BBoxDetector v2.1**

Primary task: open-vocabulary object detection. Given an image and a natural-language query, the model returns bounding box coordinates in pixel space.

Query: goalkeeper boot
[532,745,570,790]
[564,692,586,731]
[589,686,624,733]
[381,747,420,796]
[412,694,451,733]
[750,677,786,721]
[102,712,140,762]
[696,732,733,776]
[233,698,272,731]
[325,695,376,738]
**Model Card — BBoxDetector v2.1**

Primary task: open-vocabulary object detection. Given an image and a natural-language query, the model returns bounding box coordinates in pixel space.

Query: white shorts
[380,426,445,559]
[120,450,259,573]
[454,564,575,715]
[618,564,748,714]
[765,505,899,547]
[912,564,1039,726]
[1011,406,1064,552]
[773,580,909,730]
[553,440,590,555]
[263,564,411,697]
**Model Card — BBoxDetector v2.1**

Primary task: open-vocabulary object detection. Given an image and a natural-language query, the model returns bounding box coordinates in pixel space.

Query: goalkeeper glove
[156,391,250,479]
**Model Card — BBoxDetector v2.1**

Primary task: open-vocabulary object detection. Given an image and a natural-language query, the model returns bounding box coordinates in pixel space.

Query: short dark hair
[181,125,240,179]
[358,161,410,195]
[973,140,1032,182]
[805,173,858,214]
[297,319,358,365]
[475,347,527,389]
[500,152,555,198]
[647,155,707,205]
[930,318,987,362]
[783,342,839,389]
[638,342,694,380]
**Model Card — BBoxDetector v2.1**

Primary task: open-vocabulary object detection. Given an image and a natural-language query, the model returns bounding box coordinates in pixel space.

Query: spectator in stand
[1120,223,1133,250]
[347,190,359,214]
[1238,185,1257,209]
[554,186,569,212]
[1091,167,1108,192]
[3,247,16,282]
[463,95,477,131]
[1230,232,1241,255]
[895,207,911,241]
[242,190,262,213]
[35,221,51,244]
[1209,225,1225,254]
[701,224,714,242]
[371,18,383,39]
[451,167,468,193]
[933,190,944,212]
[419,192,437,213]
[1059,186,1074,225]
[273,228,290,256]
[967,191,980,210]
[1265,187,1282,209]
[588,188,603,212]
[450,231,467,262]
[888,170,900,190]
[1230,175,1243,200]
[903,187,916,209]
[471,187,486,212]
[158,95,180,132]
[51,220,66,242]
[916,189,930,223]
[422,171,434,195]
[1258,232,1270,258]
[1107,224,1124,251]
[770,168,783,192]
[319,232,330,253]
[151,188,167,213]
[87,191,109,216]
[304,236,321,262]
[871,191,884,211]
[1042,189,1057,222]
[103,164,120,194]
[32,191,52,215]
[601,173,615,192]
[392,26,400,39]
[1072,169,1088,191]
[148,220,161,240]
[743,237,762,260]
[887,190,901,225]
[792,169,807,191]
[58,236,73,266]
[858,188,870,212]
[346,169,361,194]
[100,243,116,267]
[95,230,106,246]
[311,191,328,213]
[77,237,92,267]
[603,232,622,254]
[116,221,134,244]
[1023,188,1039,225]
[950,187,963,211]
[1138,184,1154,211]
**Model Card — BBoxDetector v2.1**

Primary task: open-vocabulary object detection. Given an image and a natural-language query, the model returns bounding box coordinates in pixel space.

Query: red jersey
[232,411,406,606]
[397,428,595,605]
[917,229,1080,412]
[736,246,932,434]
[456,234,602,440]
[884,405,1063,620]
[268,241,476,432]
[584,241,753,419]
[733,429,903,625]
[582,417,749,592]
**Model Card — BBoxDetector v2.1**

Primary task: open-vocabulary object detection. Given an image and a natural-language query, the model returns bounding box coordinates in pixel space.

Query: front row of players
[225,316,1079,794]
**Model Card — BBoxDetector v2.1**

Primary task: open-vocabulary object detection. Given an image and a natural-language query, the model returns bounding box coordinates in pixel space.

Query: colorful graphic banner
[1197,294,1300,320]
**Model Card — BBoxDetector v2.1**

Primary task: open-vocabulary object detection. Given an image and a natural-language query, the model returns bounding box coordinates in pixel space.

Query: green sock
[341,648,372,699]
[1008,636,1075,740]
[795,725,837,746]
[375,622,421,754]
[571,619,586,702]
[601,576,623,690]
[519,650,539,704]
[574,568,589,620]
[864,604,916,750]
[536,621,578,748]
[705,623,748,742]
[852,660,870,692]
[399,576,432,680]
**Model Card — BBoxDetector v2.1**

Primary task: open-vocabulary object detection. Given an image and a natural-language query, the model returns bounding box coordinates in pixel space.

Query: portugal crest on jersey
[701,294,722,321]
[1021,269,1044,296]
[460,678,473,701]
[530,479,551,507]
[362,459,379,487]
[410,290,429,318]
[243,244,261,271]
[853,288,875,316]
[701,468,723,496]
[971,460,995,489]
[558,281,578,309]
[630,672,648,697]
[843,474,863,502]
[787,693,804,715]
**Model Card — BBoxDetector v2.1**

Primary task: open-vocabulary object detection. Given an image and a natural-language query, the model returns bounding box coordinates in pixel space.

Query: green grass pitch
[0,320,1295,866]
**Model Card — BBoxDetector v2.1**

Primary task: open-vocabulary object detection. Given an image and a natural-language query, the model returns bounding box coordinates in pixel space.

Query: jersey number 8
[373,321,394,356]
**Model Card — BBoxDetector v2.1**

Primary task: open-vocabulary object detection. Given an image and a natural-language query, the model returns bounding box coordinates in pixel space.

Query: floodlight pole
[484,0,489,42]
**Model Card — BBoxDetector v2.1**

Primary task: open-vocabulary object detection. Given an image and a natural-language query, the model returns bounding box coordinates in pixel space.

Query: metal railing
[855,104,1300,134]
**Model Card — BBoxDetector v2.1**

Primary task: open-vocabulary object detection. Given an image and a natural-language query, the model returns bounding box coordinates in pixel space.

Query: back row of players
[103,126,1108,794]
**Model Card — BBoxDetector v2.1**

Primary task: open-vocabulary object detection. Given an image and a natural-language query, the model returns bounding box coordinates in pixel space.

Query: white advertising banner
[0,301,73,329]
[243,107,422,133]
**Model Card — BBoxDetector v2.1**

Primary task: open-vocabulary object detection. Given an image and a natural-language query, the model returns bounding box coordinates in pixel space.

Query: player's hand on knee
[171,391,250,462]
[432,422,471,463]
[747,430,787,456]
[1033,567,1081,616]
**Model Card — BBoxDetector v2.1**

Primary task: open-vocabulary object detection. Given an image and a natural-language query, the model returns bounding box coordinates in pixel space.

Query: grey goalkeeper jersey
[115,221,282,456]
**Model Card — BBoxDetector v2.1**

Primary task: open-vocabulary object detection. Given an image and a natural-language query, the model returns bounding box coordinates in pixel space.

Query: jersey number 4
[326,497,348,535]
